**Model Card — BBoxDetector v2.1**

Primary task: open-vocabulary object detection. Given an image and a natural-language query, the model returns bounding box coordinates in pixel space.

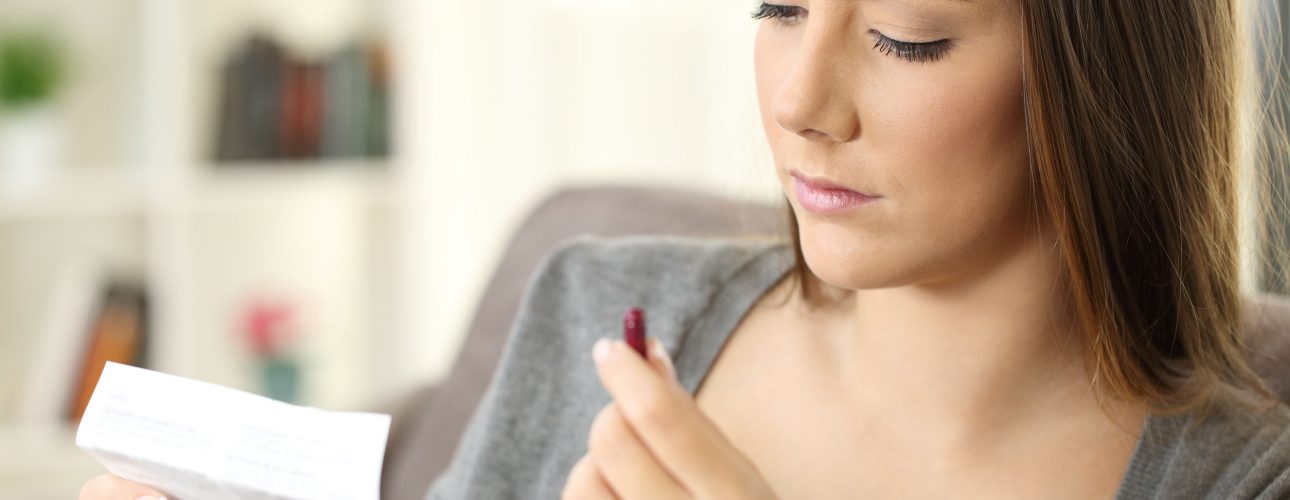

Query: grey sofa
[378,185,1290,500]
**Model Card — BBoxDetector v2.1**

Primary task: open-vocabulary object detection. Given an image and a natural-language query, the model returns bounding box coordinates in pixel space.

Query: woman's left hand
[561,336,780,500]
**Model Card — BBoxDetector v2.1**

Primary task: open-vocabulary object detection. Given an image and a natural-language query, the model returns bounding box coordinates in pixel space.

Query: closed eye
[750,2,804,26]
[869,30,952,63]
[750,2,953,64]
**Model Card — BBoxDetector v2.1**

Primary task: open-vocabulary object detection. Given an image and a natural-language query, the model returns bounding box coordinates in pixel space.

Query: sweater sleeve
[421,234,785,499]
[422,236,606,499]
[1117,400,1290,499]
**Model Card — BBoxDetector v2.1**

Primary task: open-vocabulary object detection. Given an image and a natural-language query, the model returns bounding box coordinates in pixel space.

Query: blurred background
[0,0,779,496]
[0,0,1286,498]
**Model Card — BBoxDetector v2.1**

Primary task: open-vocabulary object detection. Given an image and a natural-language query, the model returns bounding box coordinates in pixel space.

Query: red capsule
[623,307,647,358]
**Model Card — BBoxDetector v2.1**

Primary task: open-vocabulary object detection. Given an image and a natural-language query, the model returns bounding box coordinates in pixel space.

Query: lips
[789,168,880,215]
[788,169,879,198]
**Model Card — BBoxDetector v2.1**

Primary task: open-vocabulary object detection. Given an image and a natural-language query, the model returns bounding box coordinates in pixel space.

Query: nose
[770,26,860,143]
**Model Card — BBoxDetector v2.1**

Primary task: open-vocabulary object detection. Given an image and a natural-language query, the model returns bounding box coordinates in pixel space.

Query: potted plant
[240,295,304,403]
[0,29,64,195]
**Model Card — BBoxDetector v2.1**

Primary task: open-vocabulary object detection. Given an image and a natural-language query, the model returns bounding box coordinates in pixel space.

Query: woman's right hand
[80,474,167,500]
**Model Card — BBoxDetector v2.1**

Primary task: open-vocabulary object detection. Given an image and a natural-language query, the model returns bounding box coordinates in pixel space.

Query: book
[281,60,324,159]
[16,260,104,425]
[213,33,392,164]
[321,46,371,158]
[364,40,391,158]
[215,34,287,161]
[66,281,148,422]
[76,362,391,500]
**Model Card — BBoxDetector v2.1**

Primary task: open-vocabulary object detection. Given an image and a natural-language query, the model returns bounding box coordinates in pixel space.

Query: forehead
[856,0,1012,19]
[860,0,991,10]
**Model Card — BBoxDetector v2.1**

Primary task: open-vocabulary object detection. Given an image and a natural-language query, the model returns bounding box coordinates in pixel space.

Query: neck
[804,231,1144,454]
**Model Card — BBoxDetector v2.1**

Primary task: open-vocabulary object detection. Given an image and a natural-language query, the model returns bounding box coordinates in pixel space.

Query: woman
[84,0,1290,498]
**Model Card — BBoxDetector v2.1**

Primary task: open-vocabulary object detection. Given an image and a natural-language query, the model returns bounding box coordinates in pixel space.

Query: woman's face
[755,0,1032,290]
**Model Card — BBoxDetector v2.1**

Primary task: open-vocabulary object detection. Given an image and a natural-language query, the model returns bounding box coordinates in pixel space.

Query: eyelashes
[750,2,952,64]
[871,32,951,63]
[750,2,802,24]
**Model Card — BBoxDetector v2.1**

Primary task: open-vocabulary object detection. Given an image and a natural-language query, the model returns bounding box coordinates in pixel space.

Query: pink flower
[241,297,297,357]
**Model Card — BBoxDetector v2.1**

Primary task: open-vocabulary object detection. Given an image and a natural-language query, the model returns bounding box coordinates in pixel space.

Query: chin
[797,218,919,291]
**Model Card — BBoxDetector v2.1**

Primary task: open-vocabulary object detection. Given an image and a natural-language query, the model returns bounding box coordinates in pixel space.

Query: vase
[0,105,62,197]
[261,355,301,403]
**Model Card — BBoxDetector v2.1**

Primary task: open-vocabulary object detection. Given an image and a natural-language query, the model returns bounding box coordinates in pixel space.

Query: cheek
[757,24,1033,287]
[866,60,1031,243]
[868,69,1028,207]
[871,74,1027,287]
[805,63,1031,287]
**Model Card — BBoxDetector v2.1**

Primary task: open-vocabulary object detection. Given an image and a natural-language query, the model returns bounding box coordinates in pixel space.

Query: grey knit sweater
[425,235,1290,499]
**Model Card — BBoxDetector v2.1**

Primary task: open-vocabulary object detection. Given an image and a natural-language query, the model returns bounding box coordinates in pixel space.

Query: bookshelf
[0,0,409,497]
[0,169,145,221]
[2,0,782,497]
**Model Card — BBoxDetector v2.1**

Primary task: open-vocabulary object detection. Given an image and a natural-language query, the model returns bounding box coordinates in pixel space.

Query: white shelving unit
[0,1,417,497]
[1,0,782,497]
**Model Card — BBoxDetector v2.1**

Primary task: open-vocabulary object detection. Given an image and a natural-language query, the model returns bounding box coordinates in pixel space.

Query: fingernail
[593,338,612,364]
[650,338,676,378]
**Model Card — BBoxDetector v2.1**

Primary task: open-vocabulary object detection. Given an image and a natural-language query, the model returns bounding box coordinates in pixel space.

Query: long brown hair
[783,0,1289,414]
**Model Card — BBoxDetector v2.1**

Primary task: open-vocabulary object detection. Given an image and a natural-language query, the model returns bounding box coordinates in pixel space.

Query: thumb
[80,474,168,500]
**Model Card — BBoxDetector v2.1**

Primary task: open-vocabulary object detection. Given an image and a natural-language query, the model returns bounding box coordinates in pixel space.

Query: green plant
[0,31,63,109]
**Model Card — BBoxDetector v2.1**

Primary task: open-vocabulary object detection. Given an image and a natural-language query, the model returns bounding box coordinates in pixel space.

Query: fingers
[563,455,618,500]
[586,403,688,500]
[80,474,167,500]
[645,338,679,386]
[592,338,746,498]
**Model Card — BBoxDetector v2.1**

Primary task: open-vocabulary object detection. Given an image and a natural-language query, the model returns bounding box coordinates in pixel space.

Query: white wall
[0,0,785,412]
[388,0,782,394]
